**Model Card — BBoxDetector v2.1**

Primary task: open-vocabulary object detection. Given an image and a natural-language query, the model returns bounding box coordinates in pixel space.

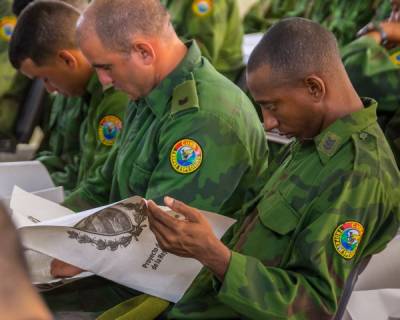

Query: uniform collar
[85,72,101,95]
[314,98,378,164]
[143,40,202,118]
[82,73,101,105]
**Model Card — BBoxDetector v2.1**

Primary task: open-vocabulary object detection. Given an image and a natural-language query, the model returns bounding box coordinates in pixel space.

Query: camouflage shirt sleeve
[144,106,267,220]
[178,0,243,80]
[170,102,400,319]
[63,142,119,211]
[342,36,400,114]
[215,142,399,319]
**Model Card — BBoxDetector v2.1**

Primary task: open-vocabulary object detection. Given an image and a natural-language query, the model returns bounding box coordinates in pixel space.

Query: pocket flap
[257,191,299,235]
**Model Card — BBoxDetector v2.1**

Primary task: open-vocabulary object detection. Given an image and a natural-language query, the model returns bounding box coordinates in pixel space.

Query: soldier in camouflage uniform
[243,0,386,46]
[9,1,129,194]
[137,18,400,320]
[0,0,31,141]
[41,0,268,313]
[342,0,400,167]
[160,0,244,81]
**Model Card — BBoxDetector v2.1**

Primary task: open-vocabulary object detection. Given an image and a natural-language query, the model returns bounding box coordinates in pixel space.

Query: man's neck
[321,81,364,132]
[155,37,188,86]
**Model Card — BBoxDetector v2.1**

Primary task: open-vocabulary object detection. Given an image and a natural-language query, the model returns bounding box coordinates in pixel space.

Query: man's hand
[147,197,231,280]
[50,259,84,278]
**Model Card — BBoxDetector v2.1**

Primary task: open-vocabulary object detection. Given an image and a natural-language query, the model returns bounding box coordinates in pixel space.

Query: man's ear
[132,41,155,65]
[304,75,325,102]
[57,50,78,69]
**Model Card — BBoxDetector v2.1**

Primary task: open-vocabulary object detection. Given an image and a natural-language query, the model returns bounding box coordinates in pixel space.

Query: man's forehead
[248,65,287,90]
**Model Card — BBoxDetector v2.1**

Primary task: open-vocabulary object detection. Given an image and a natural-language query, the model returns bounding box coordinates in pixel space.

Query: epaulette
[171,73,199,116]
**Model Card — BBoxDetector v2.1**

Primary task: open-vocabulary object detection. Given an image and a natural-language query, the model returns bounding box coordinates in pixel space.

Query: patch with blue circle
[192,0,213,17]
[333,221,364,259]
[98,115,122,146]
[170,139,203,174]
[390,51,400,66]
[0,16,16,42]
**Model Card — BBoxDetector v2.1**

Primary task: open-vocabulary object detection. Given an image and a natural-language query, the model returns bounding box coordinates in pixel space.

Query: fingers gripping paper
[11,187,236,302]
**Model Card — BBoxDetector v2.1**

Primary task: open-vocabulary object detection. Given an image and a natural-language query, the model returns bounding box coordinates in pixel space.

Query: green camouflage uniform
[169,98,400,319]
[160,0,244,81]
[35,95,87,193]
[64,41,268,222]
[0,0,31,138]
[48,41,268,313]
[342,36,400,167]
[243,0,384,46]
[37,74,129,194]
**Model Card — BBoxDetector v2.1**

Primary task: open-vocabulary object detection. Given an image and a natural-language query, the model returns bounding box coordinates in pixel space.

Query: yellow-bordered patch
[390,50,400,66]
[170,139,203,174]
[192,0,213,17]
[98,115,122,146]
[0,16,16,42]
[332,221,364,259]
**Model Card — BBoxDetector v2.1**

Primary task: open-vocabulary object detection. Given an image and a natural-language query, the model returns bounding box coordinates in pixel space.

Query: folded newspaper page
[11,187,236,302]
[0,161,64,209]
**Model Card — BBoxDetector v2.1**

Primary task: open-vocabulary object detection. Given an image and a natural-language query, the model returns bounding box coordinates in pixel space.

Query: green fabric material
[161,0,244,81]
[36,94,87,193]
[243,0,385,46]
[342,36,400,167]
[168,98,400,319]
[36,74,129,194]
[43,276,141,313]
[64,41,268,231]
[97,294,170,320]
[0,0,31,137]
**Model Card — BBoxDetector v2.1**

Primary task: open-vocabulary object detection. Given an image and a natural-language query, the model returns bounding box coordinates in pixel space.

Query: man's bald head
[77,0,170,53]
[248,17,342,82]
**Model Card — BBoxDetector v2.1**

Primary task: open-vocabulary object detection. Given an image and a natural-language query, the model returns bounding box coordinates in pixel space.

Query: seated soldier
[342,0,400,167]
[0,204,51,320]
[243,0,385,46]
[9,0,129,194]
[0,0,31,149]
[140,17,399,319]
[160,0,244,82]
[35,0,268,313]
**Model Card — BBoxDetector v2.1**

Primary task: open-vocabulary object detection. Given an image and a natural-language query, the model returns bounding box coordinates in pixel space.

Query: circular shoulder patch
[170,139,203,174]
[0,16,16,42]
[332,221,364,260]
[98,115,122,146]
[192,0,213,17]
[390,51,400,66]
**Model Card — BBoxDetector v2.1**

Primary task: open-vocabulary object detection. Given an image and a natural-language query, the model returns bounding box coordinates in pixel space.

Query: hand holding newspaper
[11,187,236,302]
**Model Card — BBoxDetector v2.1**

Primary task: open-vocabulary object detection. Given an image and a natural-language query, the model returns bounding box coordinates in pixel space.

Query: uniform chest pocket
[236,192,301,266]
[128,162,153,197]
[258,191,300,235]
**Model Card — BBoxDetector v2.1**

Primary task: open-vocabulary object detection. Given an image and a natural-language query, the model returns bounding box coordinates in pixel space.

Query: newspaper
[0,161,64,209]
[11,187,236,302]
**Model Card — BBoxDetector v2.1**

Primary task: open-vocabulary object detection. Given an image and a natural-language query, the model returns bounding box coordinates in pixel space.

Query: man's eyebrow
[92,63,112,69]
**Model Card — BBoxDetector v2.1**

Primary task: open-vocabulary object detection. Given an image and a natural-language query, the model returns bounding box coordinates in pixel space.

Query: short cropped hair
[12,0,87,16]
[79,0,169,52]
[248,17,341,79]
[9,0,81,69]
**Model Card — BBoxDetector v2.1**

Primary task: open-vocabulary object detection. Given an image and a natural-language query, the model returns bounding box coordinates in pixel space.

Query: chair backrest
[15,78,47,144]
[334,256,371,320]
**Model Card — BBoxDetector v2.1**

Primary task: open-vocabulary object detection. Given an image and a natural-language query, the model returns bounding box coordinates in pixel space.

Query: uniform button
[359,132,368,140]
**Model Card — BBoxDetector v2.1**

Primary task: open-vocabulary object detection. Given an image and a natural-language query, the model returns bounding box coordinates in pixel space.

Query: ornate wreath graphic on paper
[67,196,148,251]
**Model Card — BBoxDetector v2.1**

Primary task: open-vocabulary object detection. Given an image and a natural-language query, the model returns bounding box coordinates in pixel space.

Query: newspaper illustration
[11,187,236,302]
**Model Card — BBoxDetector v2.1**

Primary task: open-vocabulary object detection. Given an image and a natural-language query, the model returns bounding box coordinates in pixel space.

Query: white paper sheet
[0,161,55,197]
[347,289,400,320]
[11,187,236,302]
[243,33,263,63]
